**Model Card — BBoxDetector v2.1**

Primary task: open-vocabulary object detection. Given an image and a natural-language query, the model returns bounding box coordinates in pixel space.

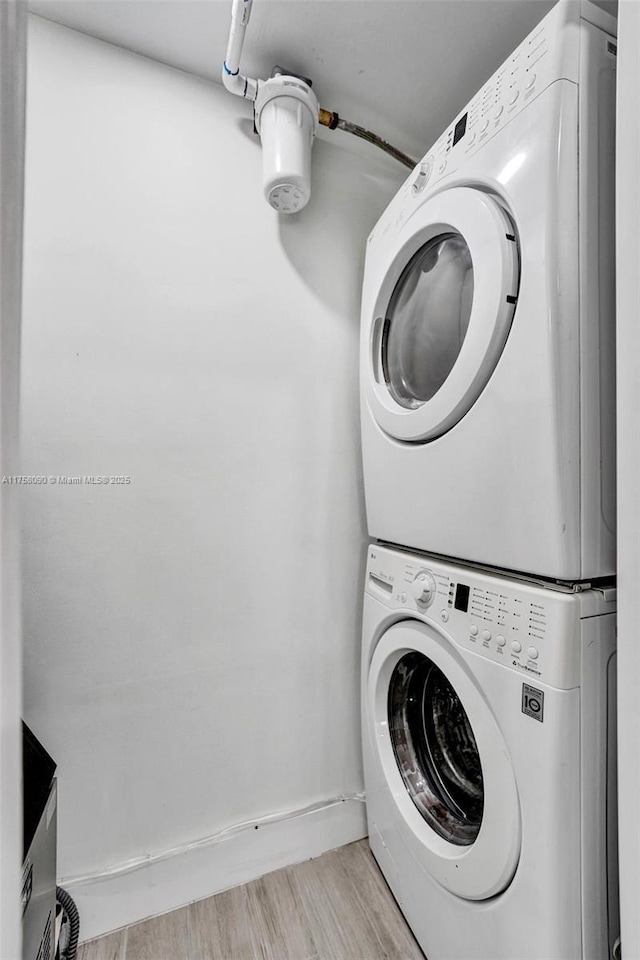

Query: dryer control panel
[418,10,573,189]
[366,544,615,690]
[369,1,616,247]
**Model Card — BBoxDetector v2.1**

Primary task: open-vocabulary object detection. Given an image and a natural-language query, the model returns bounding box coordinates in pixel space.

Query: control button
[527,646,539,660]
[411,571,436,605]
[525,73,536,90]
[493,104,504,119]
[468,132,476,145]
[480,118,489,132]
[411,157,433,195]
[511,640,522,654]
[440,610,449,623]
[400,593,407,604]
[497,635,506,647]
[508,89,520,105]
[470,625,479,636]
[437,160,447,174]
[482,630,491,641]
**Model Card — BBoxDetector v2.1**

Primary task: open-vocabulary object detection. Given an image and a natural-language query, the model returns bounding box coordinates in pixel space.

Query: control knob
[411,156,434,195]
[411,570,436,605]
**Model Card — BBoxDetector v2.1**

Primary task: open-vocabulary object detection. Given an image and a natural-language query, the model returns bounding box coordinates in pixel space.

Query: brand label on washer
[522,683,544,722]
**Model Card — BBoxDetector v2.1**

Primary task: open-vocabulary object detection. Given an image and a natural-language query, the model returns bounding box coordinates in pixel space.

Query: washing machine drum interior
[388,652,484,845]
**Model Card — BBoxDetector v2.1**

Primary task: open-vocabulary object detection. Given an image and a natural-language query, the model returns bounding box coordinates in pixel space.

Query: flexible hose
[56,886,80,960]
[319,108,416,170]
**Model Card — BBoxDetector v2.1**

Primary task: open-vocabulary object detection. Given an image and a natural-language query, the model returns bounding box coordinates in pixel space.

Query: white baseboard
[64,795,367,943]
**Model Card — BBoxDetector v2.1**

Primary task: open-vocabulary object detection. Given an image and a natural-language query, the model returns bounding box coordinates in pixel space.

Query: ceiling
[27,0,614,164]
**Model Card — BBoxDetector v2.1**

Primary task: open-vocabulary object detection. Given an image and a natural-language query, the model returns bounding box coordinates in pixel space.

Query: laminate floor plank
[125,904,191,960]
[81,840,425,960]
[335,842,424,960]
[245,869,318,960]
[288,849,394,960]
[77,930,126,960]
[190,882,261,960]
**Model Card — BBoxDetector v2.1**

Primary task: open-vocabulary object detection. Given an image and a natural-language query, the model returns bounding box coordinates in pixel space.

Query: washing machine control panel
[410,570,436,606]
[370,3,616,247]
[366,546,615,690]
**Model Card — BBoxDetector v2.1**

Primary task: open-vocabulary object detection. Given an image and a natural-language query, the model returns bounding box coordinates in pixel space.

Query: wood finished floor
[77,840,425,960]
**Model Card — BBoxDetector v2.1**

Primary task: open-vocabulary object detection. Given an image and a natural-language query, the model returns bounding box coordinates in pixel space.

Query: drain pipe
[222,0,259,101]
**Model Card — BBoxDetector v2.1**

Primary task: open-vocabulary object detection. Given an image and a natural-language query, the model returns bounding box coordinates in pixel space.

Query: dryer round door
[367,620,521,900]
[365,187,519,442]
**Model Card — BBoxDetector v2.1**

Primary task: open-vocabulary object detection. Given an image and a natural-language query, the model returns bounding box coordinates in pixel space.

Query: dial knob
[411,156,433,195]
[411,571,436,605]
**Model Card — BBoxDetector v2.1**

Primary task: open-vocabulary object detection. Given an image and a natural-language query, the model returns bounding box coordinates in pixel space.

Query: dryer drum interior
[388,652,484,845]
[381,232,475,410]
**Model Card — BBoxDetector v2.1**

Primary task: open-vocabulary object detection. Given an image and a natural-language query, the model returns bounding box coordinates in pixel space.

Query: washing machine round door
[367,620,521,900]
[365,187,519,442]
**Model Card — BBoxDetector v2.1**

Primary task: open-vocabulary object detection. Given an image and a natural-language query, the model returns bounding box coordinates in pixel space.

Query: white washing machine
[360,1,617,582]
[362,543,618,960]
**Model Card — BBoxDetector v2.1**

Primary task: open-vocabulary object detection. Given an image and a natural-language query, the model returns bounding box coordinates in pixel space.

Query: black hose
[335,118,417,169]
[56,886,80,960]
[318,108,416,170]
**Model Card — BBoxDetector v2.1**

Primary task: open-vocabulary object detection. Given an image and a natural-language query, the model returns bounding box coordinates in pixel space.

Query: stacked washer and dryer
[359,3,619,958]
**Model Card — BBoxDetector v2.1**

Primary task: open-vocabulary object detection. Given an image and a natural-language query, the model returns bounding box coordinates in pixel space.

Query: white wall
[616,4,640,958]
[0,5,26,958]
[21,16,402,939]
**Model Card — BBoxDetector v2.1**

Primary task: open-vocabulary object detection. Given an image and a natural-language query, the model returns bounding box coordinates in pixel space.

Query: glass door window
[365,186,519,443]
[388,651,484,845]
[368,620,522,899]
[382,234,474,409]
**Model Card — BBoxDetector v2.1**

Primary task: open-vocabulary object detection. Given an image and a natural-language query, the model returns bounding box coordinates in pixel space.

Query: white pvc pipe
[222,0,259,101]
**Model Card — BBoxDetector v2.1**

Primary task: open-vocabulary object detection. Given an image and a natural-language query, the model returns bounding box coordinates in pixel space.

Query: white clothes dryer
[362,542,618,960]
[360,1,617,581]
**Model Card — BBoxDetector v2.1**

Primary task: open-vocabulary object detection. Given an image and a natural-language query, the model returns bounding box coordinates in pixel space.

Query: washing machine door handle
[363,187,519,443]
